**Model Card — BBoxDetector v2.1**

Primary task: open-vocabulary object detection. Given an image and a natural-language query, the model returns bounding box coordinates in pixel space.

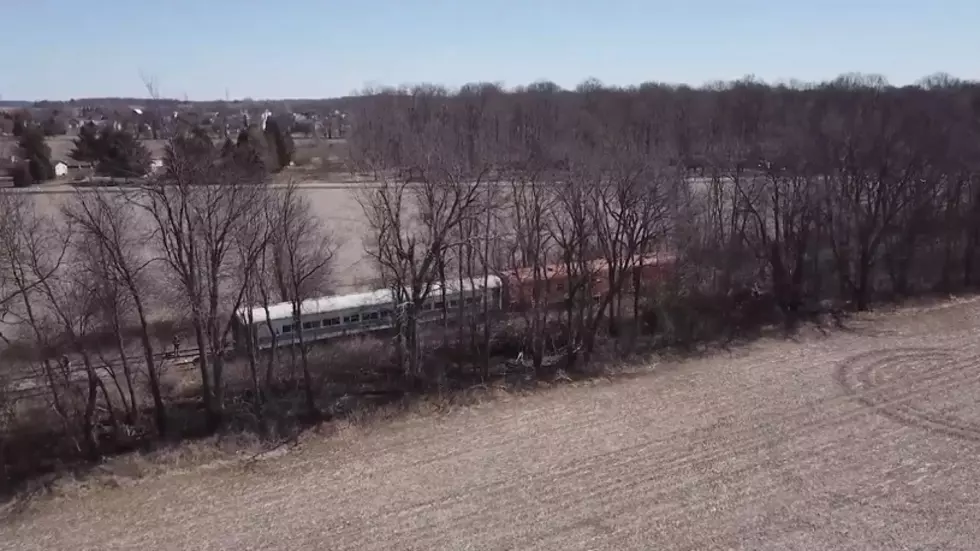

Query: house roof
[238,275,503,324]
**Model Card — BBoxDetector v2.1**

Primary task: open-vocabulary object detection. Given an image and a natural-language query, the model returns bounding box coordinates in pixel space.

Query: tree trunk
[132,295,167,435]
[244,306,265,433]
[293,304,318,419]
[208,286,226,426]
[854,249,873,311]
[191,316,217,430]
[111,313,137,424]
[79,352,101,461]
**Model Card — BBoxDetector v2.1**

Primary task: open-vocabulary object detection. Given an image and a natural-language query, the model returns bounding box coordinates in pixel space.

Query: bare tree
[0,193,79,449]
[352,90,489,380]
[134,140,268,430]
[505,163,556,374]
[62,190,169,434]
[35,243,109,460]
[268,182,337,418]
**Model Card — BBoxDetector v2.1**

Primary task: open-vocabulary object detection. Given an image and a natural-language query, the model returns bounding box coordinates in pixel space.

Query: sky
[1,0,978,101]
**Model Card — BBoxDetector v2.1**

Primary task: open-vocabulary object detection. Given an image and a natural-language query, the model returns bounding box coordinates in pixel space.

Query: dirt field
[17,183,379,294]
[2,297,979,550]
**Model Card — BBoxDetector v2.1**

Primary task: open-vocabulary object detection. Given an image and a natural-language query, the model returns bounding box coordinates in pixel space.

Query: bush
[9,162,34,188]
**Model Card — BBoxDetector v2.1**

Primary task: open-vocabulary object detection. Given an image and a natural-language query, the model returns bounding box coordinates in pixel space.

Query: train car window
[366,312,380,320]
[449,300,458,308]
[380,310,392,318]
[422,302,433,311]
[324,317,340,326]
[434,301,444,309]
[343,314,360,324]
[302,320,321,330]
[282,324,293,333]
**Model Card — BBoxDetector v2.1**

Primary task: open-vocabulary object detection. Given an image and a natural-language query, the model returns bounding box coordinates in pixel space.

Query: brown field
[0,137,171,164]
[2,297,979,550]
[19,183,378,295]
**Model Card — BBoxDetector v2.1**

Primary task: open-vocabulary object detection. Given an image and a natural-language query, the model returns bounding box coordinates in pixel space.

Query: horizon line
[4,71,979,104]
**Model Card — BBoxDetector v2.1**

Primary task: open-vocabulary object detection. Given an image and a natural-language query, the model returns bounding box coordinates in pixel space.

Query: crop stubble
[2,298,979,550]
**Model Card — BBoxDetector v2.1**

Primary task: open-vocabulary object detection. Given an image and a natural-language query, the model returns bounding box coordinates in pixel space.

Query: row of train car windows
[279,295,491,334]
[282,310,393,333]
[422,296,483,311]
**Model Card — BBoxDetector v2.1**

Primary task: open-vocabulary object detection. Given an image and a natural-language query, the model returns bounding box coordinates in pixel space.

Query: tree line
[2,72,979,489]
[0,126,324,484]
[349,73,980,323]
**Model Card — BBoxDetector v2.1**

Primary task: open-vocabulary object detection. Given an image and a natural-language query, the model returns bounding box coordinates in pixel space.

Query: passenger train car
[232,275,504,351]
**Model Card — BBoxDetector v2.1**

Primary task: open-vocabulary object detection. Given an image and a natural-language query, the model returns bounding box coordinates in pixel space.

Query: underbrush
[0,288,873,504]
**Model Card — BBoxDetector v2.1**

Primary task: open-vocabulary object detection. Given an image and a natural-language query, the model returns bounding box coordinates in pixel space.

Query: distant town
[0,98,353,185]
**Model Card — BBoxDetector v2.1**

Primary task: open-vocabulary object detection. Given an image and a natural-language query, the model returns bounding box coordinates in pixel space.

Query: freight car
[502,252,676,310]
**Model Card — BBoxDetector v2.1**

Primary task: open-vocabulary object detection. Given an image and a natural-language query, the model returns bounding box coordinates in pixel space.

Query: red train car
[502,252,676,310]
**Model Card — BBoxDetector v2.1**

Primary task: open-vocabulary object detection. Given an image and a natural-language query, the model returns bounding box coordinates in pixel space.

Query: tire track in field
[401,401,928,551]
[361,324,968,472]
[296,326,962,488]
[510,348,980,549]
[327,349,974,545]
[543,423,916,551]
[153,343,970,550]
[333,349,980,549]
[395,416,914,550]
[6,304,979,551]
[837,347,980,443]
[317,347,826,529]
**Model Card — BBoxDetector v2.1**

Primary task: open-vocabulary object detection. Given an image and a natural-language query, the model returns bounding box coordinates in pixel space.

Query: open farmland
[3,297,979,550]
[16,183,381,295]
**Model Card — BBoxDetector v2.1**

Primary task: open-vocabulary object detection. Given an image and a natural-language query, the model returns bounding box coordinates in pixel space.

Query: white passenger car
[232,275,503,351]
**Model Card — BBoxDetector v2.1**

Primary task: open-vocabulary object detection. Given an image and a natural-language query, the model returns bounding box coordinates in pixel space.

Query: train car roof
[238,274,503,324]
[505,252,676,282]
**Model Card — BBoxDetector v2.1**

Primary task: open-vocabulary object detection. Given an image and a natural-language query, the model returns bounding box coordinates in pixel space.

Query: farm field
[17,183,379,294]
[3,297,979,550]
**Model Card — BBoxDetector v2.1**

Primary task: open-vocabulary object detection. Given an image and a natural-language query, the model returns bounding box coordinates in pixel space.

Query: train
[232,276,504,351]
[503,253,676,310]
[231,252,676,352]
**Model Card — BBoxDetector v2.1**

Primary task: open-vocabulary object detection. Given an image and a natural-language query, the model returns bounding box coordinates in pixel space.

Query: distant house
[54,160,94,179]
[150,159,165,173]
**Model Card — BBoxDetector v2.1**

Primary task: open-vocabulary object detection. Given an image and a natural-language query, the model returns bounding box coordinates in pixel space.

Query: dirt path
[3,298,980,550]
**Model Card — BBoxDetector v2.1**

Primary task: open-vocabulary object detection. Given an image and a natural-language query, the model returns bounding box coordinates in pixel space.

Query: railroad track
[1,348,206,399]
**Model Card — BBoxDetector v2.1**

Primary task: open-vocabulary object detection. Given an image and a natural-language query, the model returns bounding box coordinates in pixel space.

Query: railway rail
[1,348,205,400]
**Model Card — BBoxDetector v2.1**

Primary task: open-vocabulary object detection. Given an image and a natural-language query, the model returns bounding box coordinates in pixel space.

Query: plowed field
[3,297,980,550]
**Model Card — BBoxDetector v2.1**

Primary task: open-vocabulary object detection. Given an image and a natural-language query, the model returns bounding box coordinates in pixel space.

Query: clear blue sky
[2,0,977,101]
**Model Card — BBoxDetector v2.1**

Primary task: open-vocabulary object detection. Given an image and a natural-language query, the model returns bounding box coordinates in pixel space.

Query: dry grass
[2,297,980,550]
[10,181,378,296]
[0,137,170,165]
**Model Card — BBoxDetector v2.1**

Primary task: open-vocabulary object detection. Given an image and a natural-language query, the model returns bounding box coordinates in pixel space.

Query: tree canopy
[17,126,55,182]
[69,124,152,177]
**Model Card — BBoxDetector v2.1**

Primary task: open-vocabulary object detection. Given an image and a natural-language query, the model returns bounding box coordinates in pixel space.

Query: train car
[501,252,676,310]
[232,275,504,351]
